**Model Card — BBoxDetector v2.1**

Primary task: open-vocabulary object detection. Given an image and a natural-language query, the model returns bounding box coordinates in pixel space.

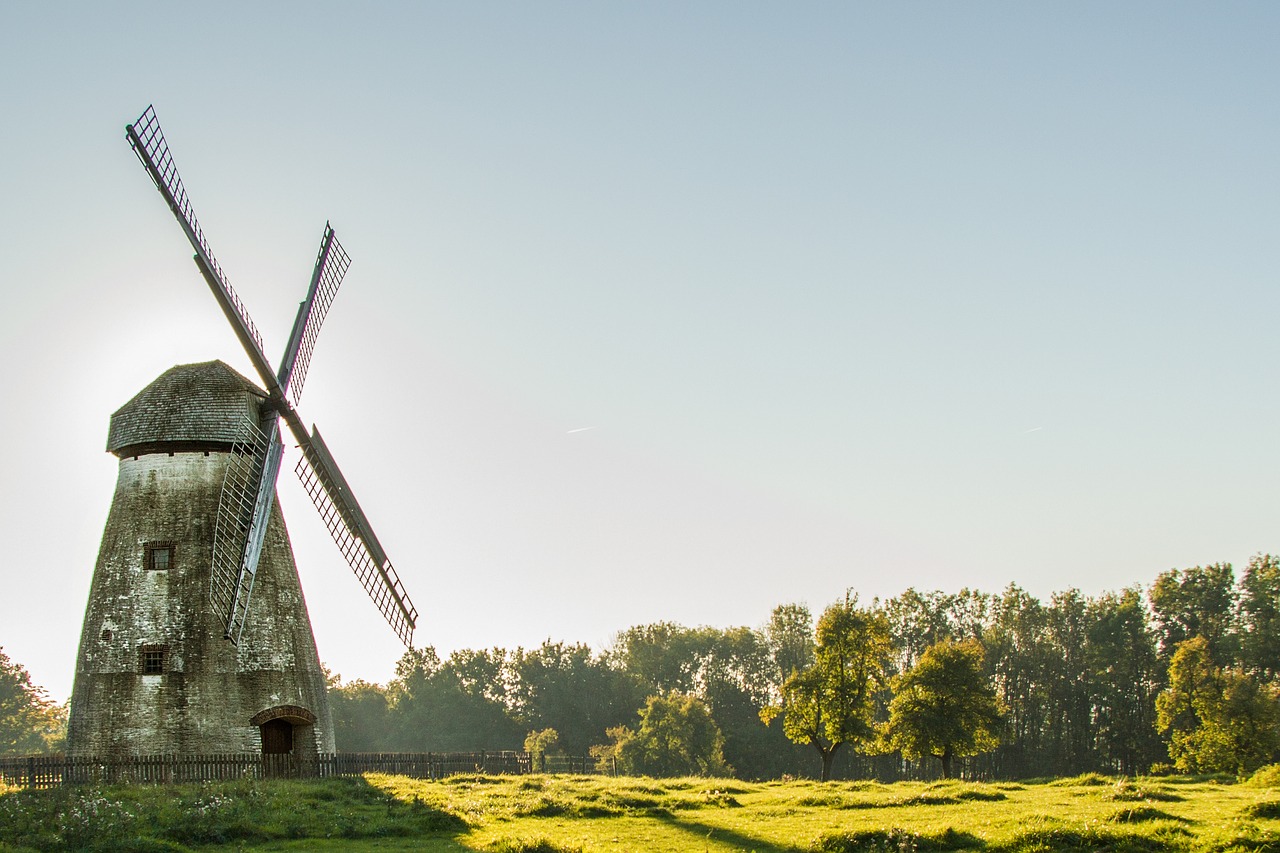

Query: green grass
[1,771,1278,852]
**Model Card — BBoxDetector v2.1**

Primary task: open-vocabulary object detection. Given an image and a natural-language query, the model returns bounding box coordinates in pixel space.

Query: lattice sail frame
[295,431,418,646]
[289,224,350,406]
[210,415,271,641]
[126,106,266,362]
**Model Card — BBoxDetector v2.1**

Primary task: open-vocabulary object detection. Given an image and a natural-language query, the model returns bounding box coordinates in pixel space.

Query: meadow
[1,770,1278,852]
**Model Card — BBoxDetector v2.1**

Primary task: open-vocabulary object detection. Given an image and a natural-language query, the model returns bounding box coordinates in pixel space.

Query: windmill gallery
[66,106,419,759]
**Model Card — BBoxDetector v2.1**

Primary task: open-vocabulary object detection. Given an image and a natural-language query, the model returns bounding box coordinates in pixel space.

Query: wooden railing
[0,750,594,790]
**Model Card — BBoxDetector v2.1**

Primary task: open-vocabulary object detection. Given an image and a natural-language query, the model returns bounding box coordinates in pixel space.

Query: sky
[2,3,1278,703]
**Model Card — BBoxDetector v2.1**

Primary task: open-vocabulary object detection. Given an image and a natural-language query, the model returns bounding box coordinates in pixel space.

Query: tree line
[3,555,1279,780]
[325,554,1280,780]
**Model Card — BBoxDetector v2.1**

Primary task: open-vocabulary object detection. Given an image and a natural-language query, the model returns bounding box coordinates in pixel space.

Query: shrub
[1246,764,1280,789]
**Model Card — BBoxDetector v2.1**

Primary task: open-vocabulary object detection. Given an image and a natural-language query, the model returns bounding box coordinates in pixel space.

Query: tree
[0,648,62,755]
[387,646,521,751]
[984,584,1051,776]
[882,639,1001,778]
[1156,636,1280,774]
[510,641,640,755]
[766,604,815,684]
[1043,589,1093,774]
[1084,588,1163,775]
[761,596,893,781]
[1238,554,1280,680]
[1149,564,1238,668]
[692,626,782,779]
[524,727,562,771]
[602,693,730,777]
[326,670,391,752]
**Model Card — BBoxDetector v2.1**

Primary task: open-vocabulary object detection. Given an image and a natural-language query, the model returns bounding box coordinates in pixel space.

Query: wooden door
[260,719,294,754]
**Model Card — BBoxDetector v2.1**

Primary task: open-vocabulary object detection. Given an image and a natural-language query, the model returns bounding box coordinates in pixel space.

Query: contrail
[566,426,597,434]
[1023,426,1043,434]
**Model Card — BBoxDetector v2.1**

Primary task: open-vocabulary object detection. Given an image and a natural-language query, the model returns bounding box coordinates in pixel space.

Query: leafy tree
[1156,636,1280,774]
[1044,589,1093,774]
[882,639,1001,778]
[881,588,989,674]
[604,693,730,777]
[524,727,562,771]
[510,640,640,755]
[693,626,783,779]
[1149,564,1238,668]
[761,596,893,781]
[0,648,62,755]
[609,622,705,696]
[766,604,815,684]
[387,646,521,751]
[983,584,1051,776]
[1084,588,1163,775]
[1238,554,1280,679]
[327,671,391,752]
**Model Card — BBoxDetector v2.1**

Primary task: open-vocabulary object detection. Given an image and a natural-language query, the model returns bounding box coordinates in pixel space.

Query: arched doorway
[250,705,318,757]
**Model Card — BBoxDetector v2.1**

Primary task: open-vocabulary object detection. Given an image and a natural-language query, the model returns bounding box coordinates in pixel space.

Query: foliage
[388,646,523,752]
[762,596,893,780]
[509,640,639,755]
[882,639,1001,777]
[1149,564,1238,667]
[1085,587,1164,776]
[1245,763,1280,788]
[0,648,63,756]
[766,603,815,683]
[1156,637,1280,775]
[303,554,1280,782]
[524,728,562,771]
[1239,554,1280,680]
[601,693,730,777]
[327,672,391,752]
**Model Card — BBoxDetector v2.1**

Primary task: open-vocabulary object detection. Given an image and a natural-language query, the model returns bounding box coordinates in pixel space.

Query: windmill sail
[126,106,274,384]
[295,427,418,646]
[126,105,419,648]
[283,224,351,406]
[209,414,272,641]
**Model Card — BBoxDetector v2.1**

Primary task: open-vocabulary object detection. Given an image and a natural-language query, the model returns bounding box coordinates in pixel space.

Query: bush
[1246,764,1280,789]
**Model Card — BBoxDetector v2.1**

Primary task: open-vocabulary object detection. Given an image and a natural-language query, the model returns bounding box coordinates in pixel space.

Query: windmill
[66,106,418,758]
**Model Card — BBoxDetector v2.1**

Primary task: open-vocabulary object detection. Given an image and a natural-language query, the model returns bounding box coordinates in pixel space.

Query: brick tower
[67,361,334,757]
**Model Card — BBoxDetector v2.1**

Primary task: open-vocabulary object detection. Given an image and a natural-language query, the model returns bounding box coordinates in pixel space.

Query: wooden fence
[0,750,602,790]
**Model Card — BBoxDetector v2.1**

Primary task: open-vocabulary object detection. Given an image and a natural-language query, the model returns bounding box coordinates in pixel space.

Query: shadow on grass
[0,776,466,852]
[651,808,807,853]
[813,827,985,852]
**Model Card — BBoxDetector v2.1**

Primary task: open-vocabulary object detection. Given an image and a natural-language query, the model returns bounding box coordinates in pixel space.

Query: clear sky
[2,3,1277,702]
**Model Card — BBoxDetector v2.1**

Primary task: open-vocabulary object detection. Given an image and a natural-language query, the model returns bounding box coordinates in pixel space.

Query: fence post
[27,756,35,789]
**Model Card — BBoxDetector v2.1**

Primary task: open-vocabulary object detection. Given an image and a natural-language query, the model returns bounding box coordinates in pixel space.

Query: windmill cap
[107,360,268,457]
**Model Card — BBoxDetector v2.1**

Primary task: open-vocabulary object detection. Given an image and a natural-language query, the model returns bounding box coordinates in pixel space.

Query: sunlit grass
[0,768,1278,851]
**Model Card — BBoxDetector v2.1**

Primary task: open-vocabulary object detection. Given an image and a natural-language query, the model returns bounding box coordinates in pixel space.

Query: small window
[140,646,167,675]
[145,542,174,571]
[101,629,113,641]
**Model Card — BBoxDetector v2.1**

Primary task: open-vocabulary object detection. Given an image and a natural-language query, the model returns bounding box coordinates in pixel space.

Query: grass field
[2,770,1278,852]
